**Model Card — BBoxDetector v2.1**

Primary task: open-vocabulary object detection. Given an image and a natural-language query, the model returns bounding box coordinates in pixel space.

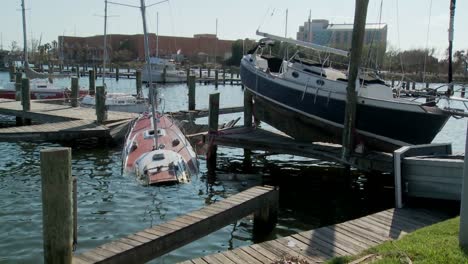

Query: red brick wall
[59,34,234,62]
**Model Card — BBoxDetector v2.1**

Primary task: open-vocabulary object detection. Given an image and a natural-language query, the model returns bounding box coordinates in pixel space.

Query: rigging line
[256,6,272,31]
[167,0,178,55]
[422,0,433,84]
[395,0,405,79]
[365,0,384,70]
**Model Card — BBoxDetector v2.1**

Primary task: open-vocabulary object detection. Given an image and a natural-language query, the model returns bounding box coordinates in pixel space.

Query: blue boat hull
[241,64,450,151]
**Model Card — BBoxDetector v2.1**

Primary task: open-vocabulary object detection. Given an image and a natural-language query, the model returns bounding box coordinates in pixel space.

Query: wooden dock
[73,186,278,264]
[191,126,394,173]
[0,100,136,142]
[182,207,449,264]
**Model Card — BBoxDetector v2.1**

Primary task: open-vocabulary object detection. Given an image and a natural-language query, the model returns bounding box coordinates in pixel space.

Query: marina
[0,0,468,263]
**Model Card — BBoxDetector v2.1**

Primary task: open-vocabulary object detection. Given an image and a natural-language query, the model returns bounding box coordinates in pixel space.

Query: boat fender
[130,141,138,152]
[172,138,180,147]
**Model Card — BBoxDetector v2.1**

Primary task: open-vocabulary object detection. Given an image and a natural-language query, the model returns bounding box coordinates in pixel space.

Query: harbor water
[0,72,465,263]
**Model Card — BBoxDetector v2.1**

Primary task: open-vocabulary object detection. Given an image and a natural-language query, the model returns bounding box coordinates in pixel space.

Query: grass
[326,217,468,264]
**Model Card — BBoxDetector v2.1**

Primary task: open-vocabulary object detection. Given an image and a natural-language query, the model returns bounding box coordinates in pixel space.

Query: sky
[0,0,467,59]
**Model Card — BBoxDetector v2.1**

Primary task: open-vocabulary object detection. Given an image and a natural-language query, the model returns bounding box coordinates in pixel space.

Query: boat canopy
[256,30,349,57]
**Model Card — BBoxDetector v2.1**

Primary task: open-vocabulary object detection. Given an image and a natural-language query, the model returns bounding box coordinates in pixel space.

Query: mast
[103,0,108,87]
[285,9,288,38]
[447,0,456,96]
[214,18,218,66]
[156,12,159,57]
[21,0,28,66]
[140,0,158,149]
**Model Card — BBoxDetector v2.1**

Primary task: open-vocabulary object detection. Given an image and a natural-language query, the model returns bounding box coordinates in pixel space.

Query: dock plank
[183,208,449,264]
[74,186,278,264]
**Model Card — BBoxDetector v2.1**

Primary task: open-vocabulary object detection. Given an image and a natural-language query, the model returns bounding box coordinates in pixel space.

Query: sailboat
[122,0,198,185]
[81,0,148,113]
[141,12,187,83]
[0,0,87,100]
[240,30,451,152]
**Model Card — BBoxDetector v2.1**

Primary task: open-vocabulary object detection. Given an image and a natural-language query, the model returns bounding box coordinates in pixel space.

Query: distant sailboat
[81,0,148,113]
[141,11,187,83]
[0,0,86,100]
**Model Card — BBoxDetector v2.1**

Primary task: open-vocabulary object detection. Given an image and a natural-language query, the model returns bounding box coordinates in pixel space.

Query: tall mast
[285,9,288,38]
[214,18,218,66]
[103,0,108,87]
[156,12,159,57]
[140,0,158,148]
[21,0,28,65]
[447,0,456,96]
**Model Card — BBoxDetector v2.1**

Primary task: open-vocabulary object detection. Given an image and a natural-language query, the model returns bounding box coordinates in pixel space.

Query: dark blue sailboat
[240,31,450,151]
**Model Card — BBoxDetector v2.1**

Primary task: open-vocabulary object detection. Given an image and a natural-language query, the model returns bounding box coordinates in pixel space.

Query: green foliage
[225,39,256,66]
[327,217,468,264]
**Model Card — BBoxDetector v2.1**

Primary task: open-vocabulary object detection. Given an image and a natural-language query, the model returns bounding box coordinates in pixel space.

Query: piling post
[188,75,196,111]
[186,66,190,83]
[341,0,369,162]
[253,187,278,237]
[460,121,468,249]
[230,67,234,85]
[95,86,107,124]
[208,67,211,77]
[237,69,239,79]
[426,82,430,89]
[215,70,219,88]
[94,65,98,80]
[412,82,416,90]
[199,67,202,79]
[71,77,79,107]
[391,79,395,88]
[136,70,142,98]
[406,81,410,91]
[162,66,167,83]
[9,64,16,82]
[21,78,31,125]
[88,70,95,96]
[243,90,253,170]
[15,73,23,126]
[40,147,73,264]
[207,93,220,171]
[116,66,119,81]
[76,65,80,77]
[222,67,226,85]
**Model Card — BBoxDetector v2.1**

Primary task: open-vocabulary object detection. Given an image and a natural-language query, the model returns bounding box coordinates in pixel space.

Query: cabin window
[292,71,299,78]
[316,79,325,86]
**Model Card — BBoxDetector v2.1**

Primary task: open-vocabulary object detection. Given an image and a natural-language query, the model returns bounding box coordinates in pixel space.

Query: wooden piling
[9,64,16,82]
[199,67,202,78]
[15,73,23,126]
[162,66,167,83]
[88,70,95,96]
[341,0,369,162]
[243,90,253,171]
[186,66,190,83]
[230,67,234,85]
[72,177,77,251]
[71,77,79,107]
[96,86,107,124]
[116,66,119,81]
[406,81,410,90]
[94,65,98,80]
[188,75,196,111]
[208,67,211,77]
[253,188,278,236]
[222,67,226,85]
[426,82,430,89]
[40,147,73,264]
[21,78,31,125]
[207,93,220,171]
[412,82,416,90]
[136,70,142,98]
[215,70,219,88]
[391,79,395,88]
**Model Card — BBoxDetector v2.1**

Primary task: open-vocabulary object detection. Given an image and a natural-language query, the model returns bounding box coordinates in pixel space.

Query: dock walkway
[182,207,449,264]
[73,186,278,264]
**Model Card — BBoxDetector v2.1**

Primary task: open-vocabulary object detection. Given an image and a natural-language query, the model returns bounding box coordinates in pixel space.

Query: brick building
[58,33,234,63]
[296,19,387,51]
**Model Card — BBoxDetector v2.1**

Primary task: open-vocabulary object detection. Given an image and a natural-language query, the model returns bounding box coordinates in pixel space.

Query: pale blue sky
[0,0,467,58]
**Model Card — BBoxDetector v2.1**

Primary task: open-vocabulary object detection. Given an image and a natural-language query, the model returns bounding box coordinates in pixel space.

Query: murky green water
[0,72,465,263]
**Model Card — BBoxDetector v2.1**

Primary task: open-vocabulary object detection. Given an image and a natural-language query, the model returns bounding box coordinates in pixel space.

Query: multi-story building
[58,33,233,63]
[296,19,387,50]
